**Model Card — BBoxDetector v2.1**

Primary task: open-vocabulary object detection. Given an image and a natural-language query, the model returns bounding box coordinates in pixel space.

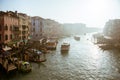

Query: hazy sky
[0,0,120,28]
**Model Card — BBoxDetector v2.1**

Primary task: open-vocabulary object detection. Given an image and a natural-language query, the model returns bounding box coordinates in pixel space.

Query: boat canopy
[22,62,30,65]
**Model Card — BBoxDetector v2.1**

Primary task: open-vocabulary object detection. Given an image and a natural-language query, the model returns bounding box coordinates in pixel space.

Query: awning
[3,47,12,51]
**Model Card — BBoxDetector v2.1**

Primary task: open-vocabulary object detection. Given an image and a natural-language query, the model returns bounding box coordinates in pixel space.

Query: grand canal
[1,34,120,80]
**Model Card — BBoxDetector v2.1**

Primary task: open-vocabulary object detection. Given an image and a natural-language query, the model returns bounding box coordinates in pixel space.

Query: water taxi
[46,39,57,50]
[61,43,70,52]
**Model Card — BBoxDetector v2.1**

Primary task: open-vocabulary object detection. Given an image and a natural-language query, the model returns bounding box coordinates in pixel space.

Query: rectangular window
[10,34,12,39]
[33,22,35,26]
[10,25,12,31]
[33,28,35,32]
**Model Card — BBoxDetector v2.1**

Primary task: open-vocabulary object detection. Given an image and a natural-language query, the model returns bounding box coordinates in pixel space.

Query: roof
[0,11,18,18]
[46,39,57,43]
[62,43,70,46]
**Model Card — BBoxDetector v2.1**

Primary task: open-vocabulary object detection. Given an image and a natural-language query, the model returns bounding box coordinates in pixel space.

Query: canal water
[1,34,120,80]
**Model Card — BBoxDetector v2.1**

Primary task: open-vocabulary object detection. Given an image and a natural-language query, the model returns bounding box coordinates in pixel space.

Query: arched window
[5,24,8,30]
[5,35,8,40]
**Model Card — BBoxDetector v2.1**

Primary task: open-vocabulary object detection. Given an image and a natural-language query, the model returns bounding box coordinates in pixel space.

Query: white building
[31,16,44,41]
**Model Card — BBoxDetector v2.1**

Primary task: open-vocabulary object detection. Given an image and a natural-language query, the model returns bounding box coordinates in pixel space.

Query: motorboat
[61,42,70,52]
[46,39,57,50]
[19,61,32,72]
[30,49,47,62]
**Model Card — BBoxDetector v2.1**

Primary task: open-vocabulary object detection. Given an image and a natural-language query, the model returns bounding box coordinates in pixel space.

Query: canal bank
[1,35,120,80]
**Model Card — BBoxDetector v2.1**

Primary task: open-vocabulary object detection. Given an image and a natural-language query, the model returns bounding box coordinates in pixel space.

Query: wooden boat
[0,46,17,73]
[30,49,47,63]
[46,39,57,50]
[61,43,70,52]
[32,58,47,63]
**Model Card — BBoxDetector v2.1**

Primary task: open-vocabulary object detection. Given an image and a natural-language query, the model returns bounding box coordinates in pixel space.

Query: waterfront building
[0,11,19,45]
[31,16,44,41]
[28,16,32,40]
[18,13,30,42]
[103,19,120,39]
[43,19,62,38]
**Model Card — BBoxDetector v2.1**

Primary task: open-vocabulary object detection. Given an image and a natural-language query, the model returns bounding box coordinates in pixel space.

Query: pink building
[0,11,19,44]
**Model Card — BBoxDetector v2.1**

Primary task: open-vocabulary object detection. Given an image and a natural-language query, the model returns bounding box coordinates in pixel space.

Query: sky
[0,0,120,28]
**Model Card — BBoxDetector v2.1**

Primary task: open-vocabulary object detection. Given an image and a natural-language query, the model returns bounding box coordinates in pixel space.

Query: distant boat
[61,42,70,52]
[74,36,80,41]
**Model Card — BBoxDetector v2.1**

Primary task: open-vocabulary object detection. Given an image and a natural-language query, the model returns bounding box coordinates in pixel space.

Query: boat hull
[31,59,47,63]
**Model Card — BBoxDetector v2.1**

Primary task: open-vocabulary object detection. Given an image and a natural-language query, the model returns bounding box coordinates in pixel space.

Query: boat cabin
[46,39,57,50]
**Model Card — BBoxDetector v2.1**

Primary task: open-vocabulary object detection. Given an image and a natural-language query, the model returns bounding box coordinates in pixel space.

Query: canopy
[22,62,30,65]
[3,46,12,51]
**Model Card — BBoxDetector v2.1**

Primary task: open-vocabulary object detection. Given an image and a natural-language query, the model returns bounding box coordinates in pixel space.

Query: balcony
[13,29,20,34]
[12,26,20,34]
